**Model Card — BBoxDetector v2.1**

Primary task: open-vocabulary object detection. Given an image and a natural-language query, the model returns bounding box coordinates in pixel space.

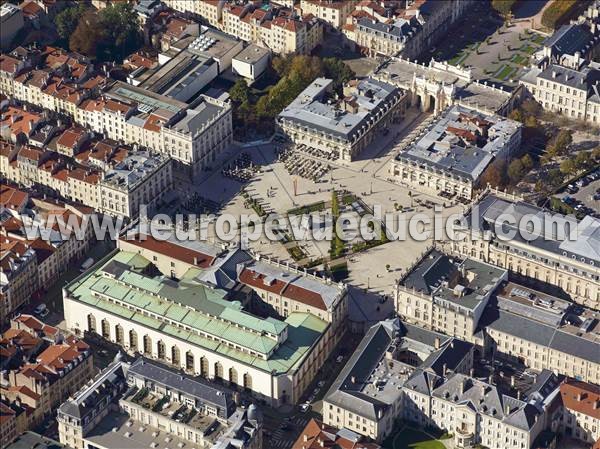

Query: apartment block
[1,187,95,290]
[0,137,173,220]
[558,380,600,446]
[221,3,323,55]
[58,357,262,449]
[292,418,381,449]
[0,46,233,176]
[278,77,408,162]
[0,239,37,327]
[348,0,475,59]
[389,105,522,200]
[300,0,356,29]
[0,315,94,432]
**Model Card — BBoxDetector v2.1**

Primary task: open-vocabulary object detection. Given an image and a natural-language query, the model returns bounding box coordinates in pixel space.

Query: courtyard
[174,105,464,300]
[423,1,546,89]
[383,426,449,449]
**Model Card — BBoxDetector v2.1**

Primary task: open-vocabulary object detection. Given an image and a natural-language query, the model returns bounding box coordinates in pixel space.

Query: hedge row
[491,0,519,15]
[541,0,588,30]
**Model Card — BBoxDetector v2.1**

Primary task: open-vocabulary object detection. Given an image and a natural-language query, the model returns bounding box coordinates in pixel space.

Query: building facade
[278,77,408,161]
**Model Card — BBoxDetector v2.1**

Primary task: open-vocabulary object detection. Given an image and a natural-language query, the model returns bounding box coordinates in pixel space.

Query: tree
[54,4,87,41]
[524,115,538,129]
[574,151,591,170]
[521,154,534,170]
[229,79,250,104]
[480,160,507,189]
[323,57,355,93]
[69,12,105,58]
[508,159,525,184]
[521,99,542,117]
[99,3,142,61]
[547,169,564,187]
[491,0,517,16]
[509,109,523,123]
[592,146,600,161]
[560,159,576,175]
[547,129,573,157]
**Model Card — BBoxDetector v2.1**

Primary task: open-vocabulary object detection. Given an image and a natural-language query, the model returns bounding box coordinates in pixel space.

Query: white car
[34,303,48,317]
[299,403,310,413]
[336,355,344,363]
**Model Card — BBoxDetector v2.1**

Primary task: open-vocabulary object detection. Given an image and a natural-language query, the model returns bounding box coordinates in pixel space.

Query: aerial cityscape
[0,1,599,449]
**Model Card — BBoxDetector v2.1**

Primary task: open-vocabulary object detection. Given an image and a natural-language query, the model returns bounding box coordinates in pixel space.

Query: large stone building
[373,57,521,117]
[520,61,600,127]
[1,187,95,321]
[403,369,561,449]
[221,3,323,56]
[58,357,262,449]
[395,249,600,385]
[277,77,408,162]
[323,318,474,442]
[349,0,475,59]
[63,230,347,406]
[452,191,600,310]
[389,105,522,200]
[300,0,356,29]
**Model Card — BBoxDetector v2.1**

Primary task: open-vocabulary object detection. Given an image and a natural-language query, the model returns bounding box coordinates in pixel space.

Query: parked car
[299,403,310,413]
[317,381,326,388]
[80,257,94,272]
[34,303,48,317]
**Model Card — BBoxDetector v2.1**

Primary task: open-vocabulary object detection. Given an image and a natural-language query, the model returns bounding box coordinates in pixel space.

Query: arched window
[200,357,209,378]
[214,362,223,380]
[229,367,238,385]
[243,373,252,391]
[129,330,138,351]
[115,325,124,345]
[87,314,96,333]
[143,335,152,355]
[185,351,194,372]
[101,319,110,339]
[171,346,180,366]
[157,341,166,360]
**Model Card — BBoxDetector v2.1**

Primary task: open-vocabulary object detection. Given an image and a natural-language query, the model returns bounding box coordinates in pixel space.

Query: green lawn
[384,427,446,449]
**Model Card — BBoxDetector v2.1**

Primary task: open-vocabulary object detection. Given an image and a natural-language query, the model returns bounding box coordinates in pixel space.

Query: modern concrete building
[232,44,271,81]
[389,105,522,200]
[278,77,408,162]
[323,318,473,442]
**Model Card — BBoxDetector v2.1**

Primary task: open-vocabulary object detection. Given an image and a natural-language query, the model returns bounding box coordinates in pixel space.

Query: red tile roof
[0,185,28,211]
[292,419,381,449]
[561,381,600,419]
[122,234,216,268]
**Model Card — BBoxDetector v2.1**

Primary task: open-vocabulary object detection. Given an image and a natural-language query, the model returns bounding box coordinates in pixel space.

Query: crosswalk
[267,416,311,449]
